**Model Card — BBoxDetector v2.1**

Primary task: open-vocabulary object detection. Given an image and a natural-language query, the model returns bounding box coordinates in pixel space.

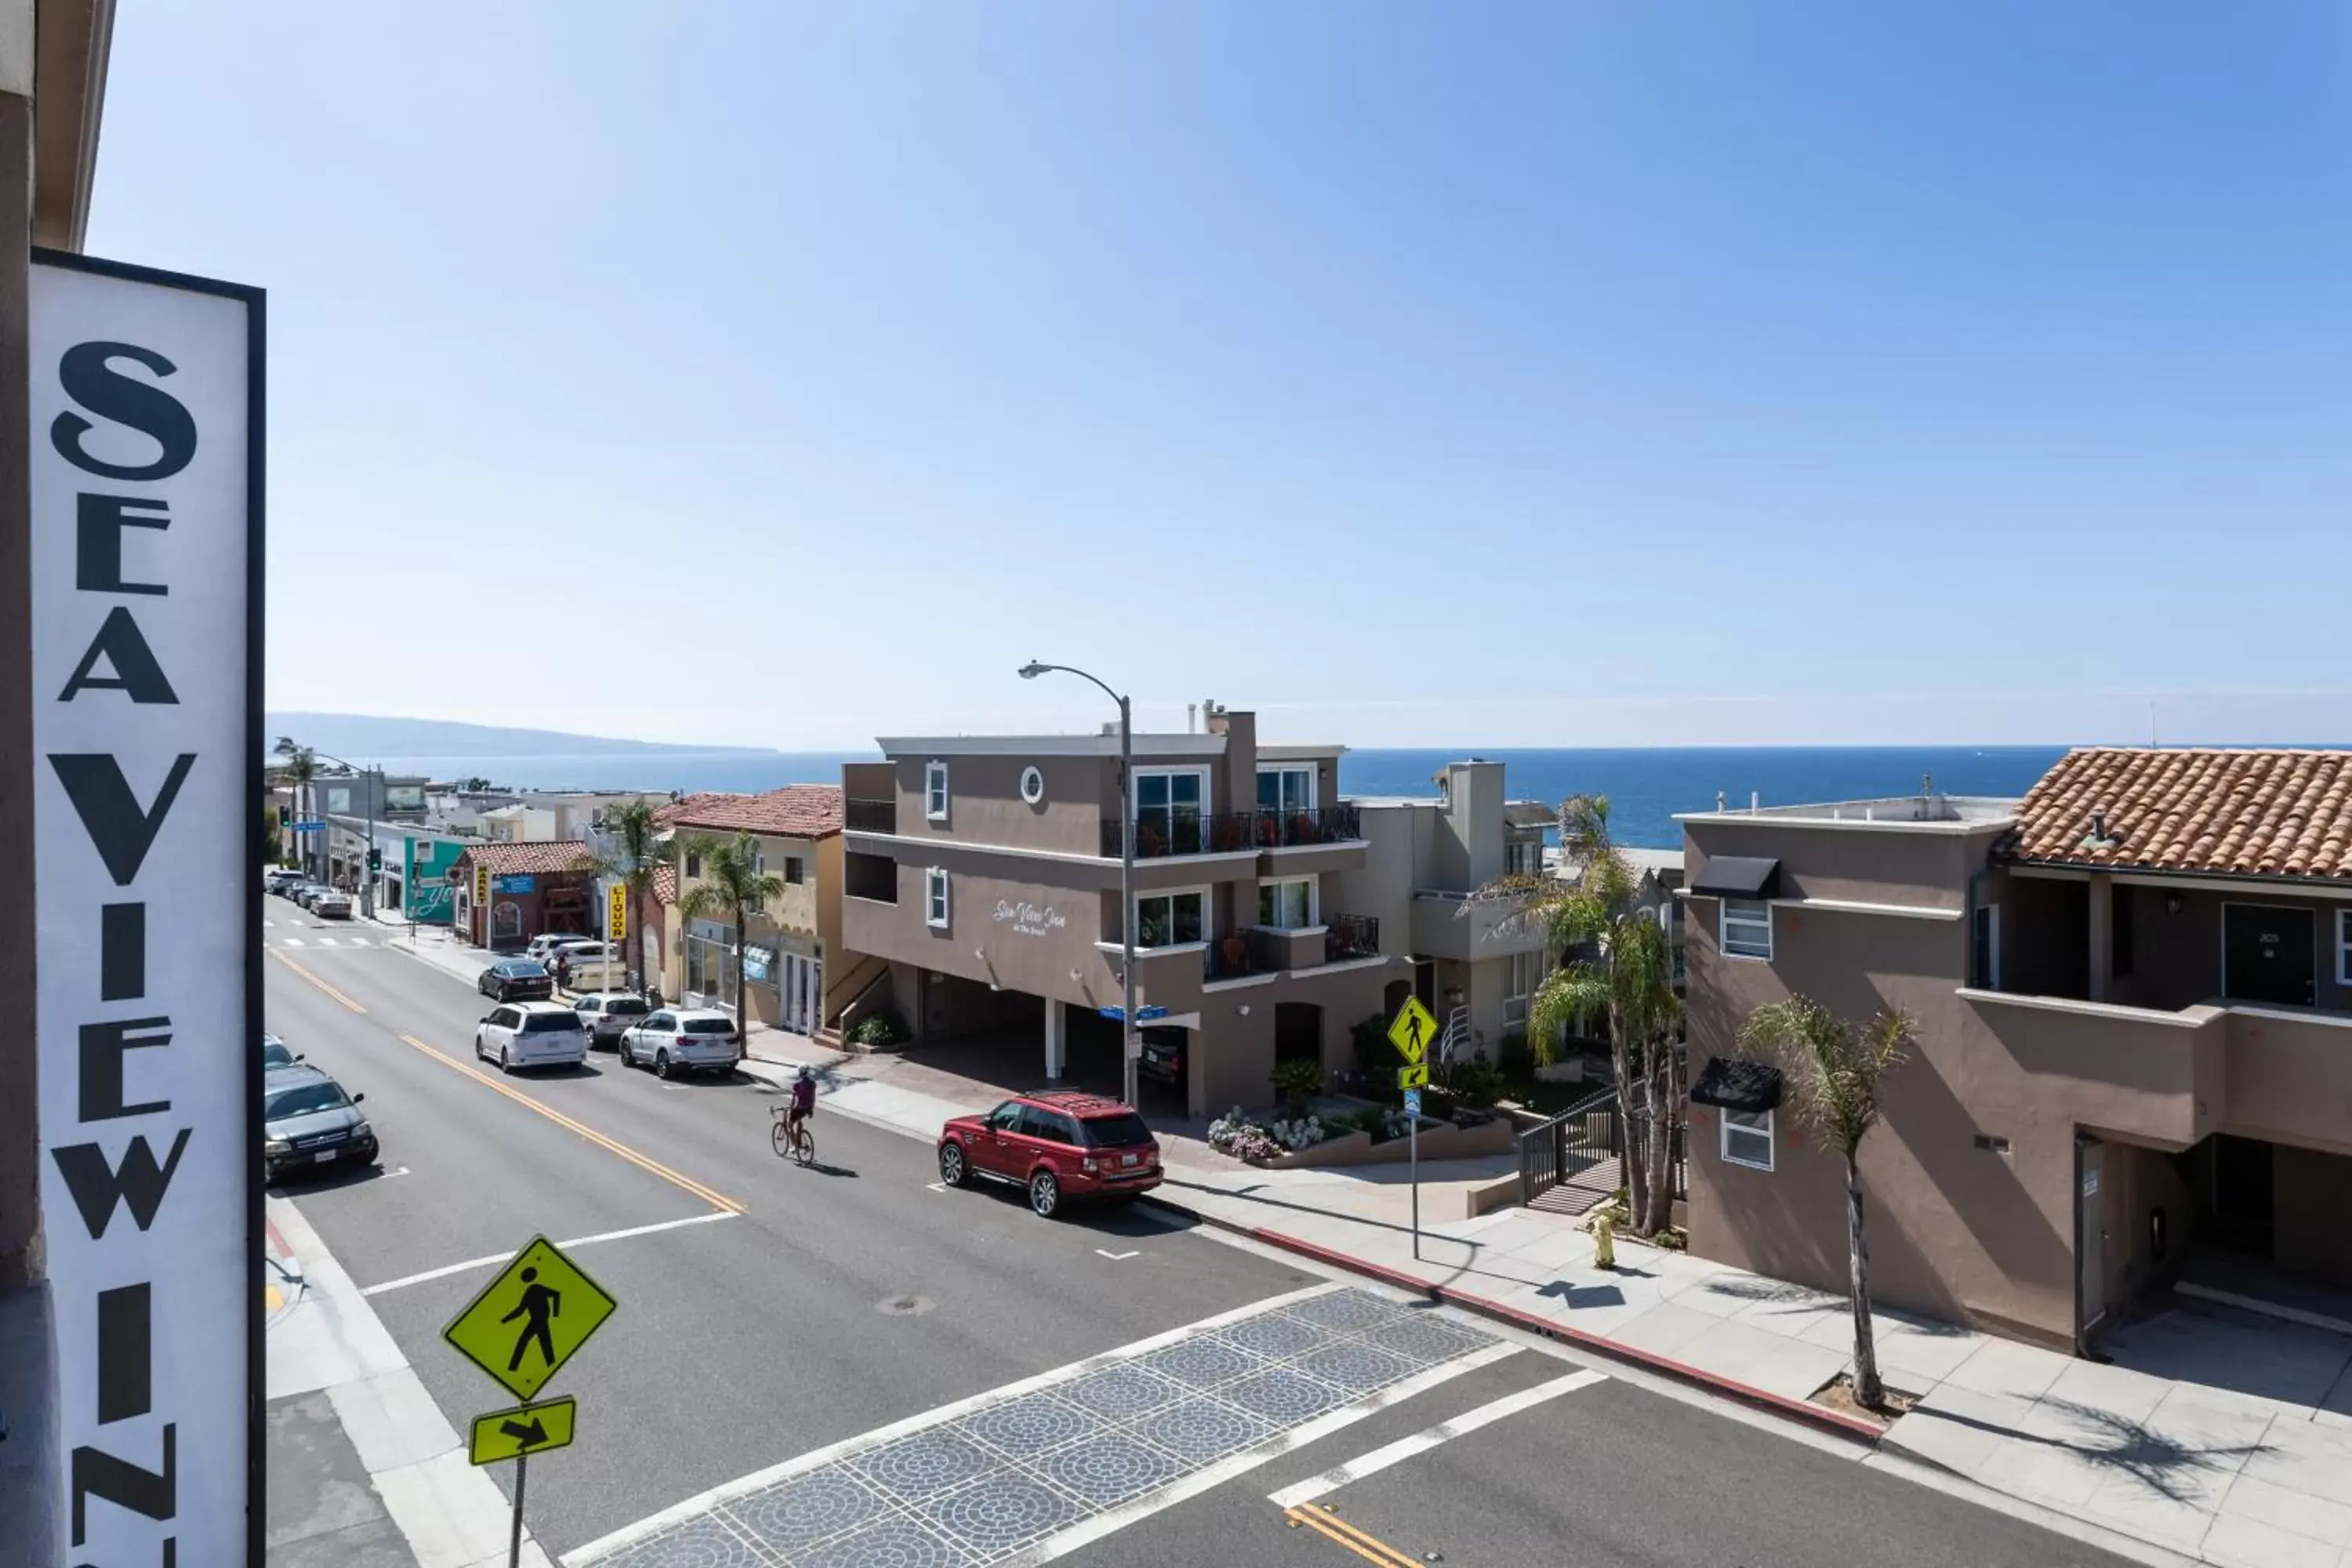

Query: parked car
[572,992,651,1050]
[262,1064,377,1181]
[265,867,305,895]
[261,1033,300,1069]
[524,932,592,964]
[617,1007,741,1080]
[312,890,353,919]
[296,882,335,909]
[474,1000,590,1074]
[477,958,553,1002]
[1137,1030,1185,1087]
[937,1092,1161,1218]
[548,939,622,990]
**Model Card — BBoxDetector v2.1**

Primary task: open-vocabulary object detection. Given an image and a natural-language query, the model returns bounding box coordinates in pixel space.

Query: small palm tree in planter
[675,831,786,1042]
[1737,995,1915,1410]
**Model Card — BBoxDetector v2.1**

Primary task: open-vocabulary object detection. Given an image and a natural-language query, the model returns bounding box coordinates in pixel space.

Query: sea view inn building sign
[31,252,265,1565]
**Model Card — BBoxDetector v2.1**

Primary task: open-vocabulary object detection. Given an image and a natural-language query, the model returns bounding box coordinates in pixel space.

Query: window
[1134,889,1207,948]
[785,855,804,885]
[1970,903,2000,989]
[926,761,949,822]
[1019,1106,1078,1145]
[523,1011,579,1033]
[1721,1108,1774,1171]
[2114,887,2135,980]
[1258,877,1316,930]
[1257,766,1315,816]
[2339,909,2352,986]
[1721,898,1772,960]
[925,867,950,928]
[1134,768,1208,855]
[1505,840,1542,878]
[985,1102,1023,1133]
[1504,950,1543,1026]
[684,851,702,878]
[1076,1112,1152,1149]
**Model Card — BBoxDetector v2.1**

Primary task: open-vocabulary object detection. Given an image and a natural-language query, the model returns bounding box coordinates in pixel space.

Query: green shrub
[1269,1058,1323,1110]
[1495,1029,1533,1080]
[1442,1054,1508,1108]
[846,1007,907,1047]
[1349,1013,1400,1079]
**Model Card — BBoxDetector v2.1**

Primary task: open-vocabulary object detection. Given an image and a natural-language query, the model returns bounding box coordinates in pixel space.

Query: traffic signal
[367,848,382,870]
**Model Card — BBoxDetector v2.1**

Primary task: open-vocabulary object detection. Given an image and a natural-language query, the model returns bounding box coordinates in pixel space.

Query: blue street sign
[292,820,325,833]
[1403,1088,1422,1117]
[1098,1004,1170,1022]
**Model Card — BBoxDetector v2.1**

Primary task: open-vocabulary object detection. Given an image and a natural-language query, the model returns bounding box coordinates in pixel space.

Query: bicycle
[770,1103,814,1167]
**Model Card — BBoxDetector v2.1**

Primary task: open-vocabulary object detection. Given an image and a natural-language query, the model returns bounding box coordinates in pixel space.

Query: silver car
[619,1008,741,1080]
[571,991,651,1050]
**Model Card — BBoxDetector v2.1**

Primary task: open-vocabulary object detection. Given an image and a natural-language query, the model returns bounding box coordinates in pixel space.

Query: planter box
[1238,1114,1512,1169]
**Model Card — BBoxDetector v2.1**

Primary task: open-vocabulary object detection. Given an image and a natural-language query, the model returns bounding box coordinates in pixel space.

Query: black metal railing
[845,797,897,834]
[1203,928,1285,980]
[1104,803,1367,858]
[1324,913,1379,960]
[1518,1086,1621,1207]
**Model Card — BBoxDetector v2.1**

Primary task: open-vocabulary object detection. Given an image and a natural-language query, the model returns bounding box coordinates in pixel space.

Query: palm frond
[1739,995,1911,1158]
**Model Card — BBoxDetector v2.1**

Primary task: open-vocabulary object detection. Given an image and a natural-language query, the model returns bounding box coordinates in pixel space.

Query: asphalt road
[265,912,2140,1566]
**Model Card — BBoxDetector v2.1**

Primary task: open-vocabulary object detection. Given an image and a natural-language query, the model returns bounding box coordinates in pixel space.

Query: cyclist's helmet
[797,1065,815,1082]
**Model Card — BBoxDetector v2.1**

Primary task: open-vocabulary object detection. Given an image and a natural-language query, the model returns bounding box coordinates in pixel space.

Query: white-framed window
[1722,898,1773,960]
[1257,877,1316,930]
[1721,1108,1775,1171]
[1505,840,1543,877]
[925,867,949,928]
[1256,765,1316,817]
[1133,766,1211,855]
[2336,909,2352,986]
[925,761,949,822]
[1504,949,1543,1026]
[1134,887,1208,948]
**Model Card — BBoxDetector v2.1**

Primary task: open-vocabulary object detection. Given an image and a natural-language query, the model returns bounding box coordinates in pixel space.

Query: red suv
[938,1092,1162,1218]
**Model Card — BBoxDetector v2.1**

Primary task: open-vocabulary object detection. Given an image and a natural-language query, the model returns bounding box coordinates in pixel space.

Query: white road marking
[350,936,370,947]
[925,1181,949,1192]
[358,1210,740,1297]
[317,937,339,947]
[1265,1367,1607,1508]
[282,938,304,947]
[262,919,275,928]
[1095,1248,1141,1261]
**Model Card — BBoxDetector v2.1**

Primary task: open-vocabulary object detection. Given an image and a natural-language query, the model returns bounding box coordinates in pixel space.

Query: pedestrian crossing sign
[443,1236,618,1401]
[468,1396,579,1465]
[1398,1062,1428,1091]
[1387,996,1438,1064]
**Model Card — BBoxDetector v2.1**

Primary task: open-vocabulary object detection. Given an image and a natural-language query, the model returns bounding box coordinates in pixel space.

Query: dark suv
[937,1092,1161,1218]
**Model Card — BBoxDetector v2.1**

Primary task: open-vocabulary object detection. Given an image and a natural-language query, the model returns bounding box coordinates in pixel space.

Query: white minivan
[475,1000,590,1073]
[618,1008,741,1080]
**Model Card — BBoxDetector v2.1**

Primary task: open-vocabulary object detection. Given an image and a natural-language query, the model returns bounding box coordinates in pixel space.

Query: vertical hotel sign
[31,252,264,1565]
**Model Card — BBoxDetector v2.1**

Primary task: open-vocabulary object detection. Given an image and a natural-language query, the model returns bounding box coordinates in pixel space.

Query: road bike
[770,1103,814,1167]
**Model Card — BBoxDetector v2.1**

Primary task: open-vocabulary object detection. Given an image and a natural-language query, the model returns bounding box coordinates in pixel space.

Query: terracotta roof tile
[2003,748,2352,881]
[659,785,843,840]
[452,840,598,877]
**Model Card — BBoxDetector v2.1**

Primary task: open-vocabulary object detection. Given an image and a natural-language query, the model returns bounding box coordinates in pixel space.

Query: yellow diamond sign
[1387,996,1438,1064]
[443,1236,617,1401]
[468,1396,578,1465]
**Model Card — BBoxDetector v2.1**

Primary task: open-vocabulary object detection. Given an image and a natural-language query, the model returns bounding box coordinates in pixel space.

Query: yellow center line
[1285,1507,1422,1568]
[394,1033,746,1216]
[268,947,367,1012]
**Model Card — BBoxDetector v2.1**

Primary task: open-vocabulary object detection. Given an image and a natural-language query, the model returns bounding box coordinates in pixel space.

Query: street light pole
[1020,661,1138,1110]
[283,739,379,920]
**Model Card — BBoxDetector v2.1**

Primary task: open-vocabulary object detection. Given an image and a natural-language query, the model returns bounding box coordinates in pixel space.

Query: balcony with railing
[1323,913,1380,961]
[1200,913,1382,984]
[1103,803,1366,860]
[844,797,898,834]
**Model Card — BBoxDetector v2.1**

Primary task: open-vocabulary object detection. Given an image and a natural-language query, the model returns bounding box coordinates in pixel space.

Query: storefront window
[492,902,522,940]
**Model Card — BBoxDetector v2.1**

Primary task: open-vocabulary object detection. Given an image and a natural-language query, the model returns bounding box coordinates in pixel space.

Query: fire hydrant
[1593,1212,1617,1271]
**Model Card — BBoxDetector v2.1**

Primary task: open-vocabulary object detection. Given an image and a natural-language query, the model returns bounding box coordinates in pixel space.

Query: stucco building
[1681,748,2352,1352]
[449,840,599,952]
[839,708,1403,1116]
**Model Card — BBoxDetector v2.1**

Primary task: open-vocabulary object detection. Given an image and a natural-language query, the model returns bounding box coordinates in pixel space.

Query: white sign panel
[31,253,263,1566]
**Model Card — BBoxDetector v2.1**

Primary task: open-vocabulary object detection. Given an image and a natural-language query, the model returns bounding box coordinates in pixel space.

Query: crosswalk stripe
[317,937,339,947]
[350,936,370,947]
[262,920,275,928]
[1265,1368,1606,1509]
[282,938,303,946]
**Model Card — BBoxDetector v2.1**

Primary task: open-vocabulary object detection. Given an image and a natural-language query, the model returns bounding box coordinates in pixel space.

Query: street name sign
[1387,996,1437,1063]
[469,1396,579,1465]
[31,250,265,1566]
[444,1236,618,1401]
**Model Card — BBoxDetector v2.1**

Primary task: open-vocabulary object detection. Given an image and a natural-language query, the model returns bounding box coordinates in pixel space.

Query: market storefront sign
[31,252,264,1566]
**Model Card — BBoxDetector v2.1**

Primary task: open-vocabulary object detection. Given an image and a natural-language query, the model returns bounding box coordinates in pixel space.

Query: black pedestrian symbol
[501,1265,561,1373]
[1405,1012,1423,1051]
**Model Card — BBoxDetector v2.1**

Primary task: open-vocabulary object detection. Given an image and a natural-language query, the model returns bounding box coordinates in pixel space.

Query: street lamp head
[1017,662,1047,681]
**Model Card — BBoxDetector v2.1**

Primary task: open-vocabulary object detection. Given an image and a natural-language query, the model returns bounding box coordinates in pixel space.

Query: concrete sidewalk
[768,1045,2352,1568]
[267,1199,554,1568]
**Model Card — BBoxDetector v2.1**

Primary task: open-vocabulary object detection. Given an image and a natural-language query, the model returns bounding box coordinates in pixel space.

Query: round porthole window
[1019,766,1046,806]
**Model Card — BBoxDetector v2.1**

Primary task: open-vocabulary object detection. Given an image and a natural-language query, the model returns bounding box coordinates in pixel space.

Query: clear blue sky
[89,2,2352,748]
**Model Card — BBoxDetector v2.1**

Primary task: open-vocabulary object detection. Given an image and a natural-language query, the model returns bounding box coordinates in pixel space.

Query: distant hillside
[265,713,779,760]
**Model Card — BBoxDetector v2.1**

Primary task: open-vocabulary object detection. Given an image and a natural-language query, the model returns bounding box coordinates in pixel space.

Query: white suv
[475,1000,590,1074]
[619,1008,741,1080]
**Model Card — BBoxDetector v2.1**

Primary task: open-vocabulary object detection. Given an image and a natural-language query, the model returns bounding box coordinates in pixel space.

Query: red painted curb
[1148,1194,1885,1446]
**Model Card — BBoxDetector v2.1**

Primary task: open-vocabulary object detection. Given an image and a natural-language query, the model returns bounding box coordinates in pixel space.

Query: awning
[1690,1057,1782,1113]
[1691,855,1780,899]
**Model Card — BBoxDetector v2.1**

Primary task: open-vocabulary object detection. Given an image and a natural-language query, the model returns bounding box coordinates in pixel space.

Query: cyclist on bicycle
[786,1064,816,1139]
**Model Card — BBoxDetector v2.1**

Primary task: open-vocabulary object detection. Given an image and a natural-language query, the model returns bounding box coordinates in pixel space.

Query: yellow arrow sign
[1387,996,1438,1064]
[469,1396,578,1465]
[1398,1062,1429,1091]
[443,1236,617,1401]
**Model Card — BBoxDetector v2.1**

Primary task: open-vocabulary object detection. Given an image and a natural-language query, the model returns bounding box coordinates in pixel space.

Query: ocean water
[358,745,2067,849]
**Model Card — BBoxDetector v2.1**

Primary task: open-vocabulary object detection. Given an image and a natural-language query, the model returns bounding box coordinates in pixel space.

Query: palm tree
[274,739,321,875]
[1739,996,1915,1409]
[599,799,666,986]
[675,831,784,1040]
[1490,795,1682,1236]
